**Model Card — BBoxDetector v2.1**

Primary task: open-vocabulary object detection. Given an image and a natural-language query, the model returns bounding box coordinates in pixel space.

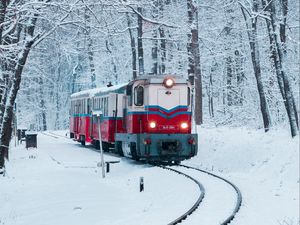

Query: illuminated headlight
[149,122,156,128]
[163,78,175,88]
[181,122,188,129]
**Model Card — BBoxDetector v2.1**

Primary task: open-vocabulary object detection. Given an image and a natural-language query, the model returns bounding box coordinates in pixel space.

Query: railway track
[159,164,242,225]
[41,131,69,139]
[41,132,242,224]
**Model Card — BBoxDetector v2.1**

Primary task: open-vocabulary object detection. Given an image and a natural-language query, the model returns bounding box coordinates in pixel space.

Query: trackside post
[140,177,144,192]
[94,110,105,178]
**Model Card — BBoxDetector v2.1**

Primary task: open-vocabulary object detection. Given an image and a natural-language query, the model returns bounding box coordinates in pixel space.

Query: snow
[0,132,198,225]
[70,83,128,99]
[187,126,299,225]
[0,127,299,225]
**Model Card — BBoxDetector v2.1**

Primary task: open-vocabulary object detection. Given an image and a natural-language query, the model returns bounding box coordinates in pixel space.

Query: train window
[82,100,84,113]
[134,86,144,106]
[103,98,106,116]
[82,99,85,113]
[127,83,133,106]
[104,98,107,116]
[104,97,107,116]
[187,87,191,106]
[106,97,108,116]
[87,99,90,113]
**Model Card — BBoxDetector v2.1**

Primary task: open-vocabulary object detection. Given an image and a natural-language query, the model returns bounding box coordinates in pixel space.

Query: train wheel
[115,141,124,156]
[130,143,140,161]
[174,161,181,165]
[80,135,85,146]
[95,141,100,150]
[102,142,110,152]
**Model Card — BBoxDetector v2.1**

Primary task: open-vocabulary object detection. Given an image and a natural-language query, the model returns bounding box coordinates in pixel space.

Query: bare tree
[240,0,272,132]
[262,0,298,137]
[127,12,137,79]
[187,0,202,125]
[137,6,145,75]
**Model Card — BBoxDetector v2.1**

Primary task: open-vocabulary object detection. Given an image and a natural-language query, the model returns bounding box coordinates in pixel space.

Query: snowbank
[187,126,299,225]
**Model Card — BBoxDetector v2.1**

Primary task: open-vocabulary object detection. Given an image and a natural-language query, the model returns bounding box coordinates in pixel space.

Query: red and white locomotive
[70,75,198,163]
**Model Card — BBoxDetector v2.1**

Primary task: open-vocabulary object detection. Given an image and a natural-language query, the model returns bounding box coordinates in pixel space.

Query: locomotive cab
[115,76,198,163]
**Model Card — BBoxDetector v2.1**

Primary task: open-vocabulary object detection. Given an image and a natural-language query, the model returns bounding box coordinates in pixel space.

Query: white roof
[70,83,128,99]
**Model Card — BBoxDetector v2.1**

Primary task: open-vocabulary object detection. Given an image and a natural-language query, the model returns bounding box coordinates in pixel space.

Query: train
[69,75,198,163]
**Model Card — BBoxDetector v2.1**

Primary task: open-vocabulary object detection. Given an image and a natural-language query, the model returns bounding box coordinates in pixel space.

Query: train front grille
[158,140,181,154]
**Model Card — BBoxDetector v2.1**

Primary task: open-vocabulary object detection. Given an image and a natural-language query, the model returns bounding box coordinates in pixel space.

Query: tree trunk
[159,26,166,74]
[85,7,96,88]
[151,30,158,74]
[0,37,36,170]
[226,56,233,106]
[0,0,8,43]
[0,14,37,170]
[208,61,216,118]
[241,2,272,132]
[39,77,47,131]
[126,13,137,79]
[263,0,298,137]
[234,50,245,105]
[187,0,202,125]
[137,7,144,75]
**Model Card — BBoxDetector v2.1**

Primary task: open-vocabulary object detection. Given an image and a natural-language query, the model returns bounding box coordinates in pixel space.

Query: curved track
[158,164,242,225]
[41,131,69,139]
[41,132,242,224]
[158,165,205,225]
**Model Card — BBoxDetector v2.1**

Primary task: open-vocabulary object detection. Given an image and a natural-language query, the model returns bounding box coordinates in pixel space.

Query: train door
[74,100,79,133]
[122,95,127,131]
[90,97,99,139]
[89,98,93,137]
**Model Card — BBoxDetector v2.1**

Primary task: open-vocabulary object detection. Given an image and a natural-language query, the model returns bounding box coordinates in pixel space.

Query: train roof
[70,82,128,99]
[130,75,188,84]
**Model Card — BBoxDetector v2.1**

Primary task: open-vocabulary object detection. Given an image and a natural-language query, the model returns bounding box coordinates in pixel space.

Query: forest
[0,0,299,170]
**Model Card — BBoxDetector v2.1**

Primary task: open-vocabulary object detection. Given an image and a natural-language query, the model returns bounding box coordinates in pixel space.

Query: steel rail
[157,165,205,225]
[179,164,242,225]
[47,131,69,139]
[41,132,59,139]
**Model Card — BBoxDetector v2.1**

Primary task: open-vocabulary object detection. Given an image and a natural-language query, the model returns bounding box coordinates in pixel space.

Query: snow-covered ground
[0,127,299,225]
[187,127,299,225]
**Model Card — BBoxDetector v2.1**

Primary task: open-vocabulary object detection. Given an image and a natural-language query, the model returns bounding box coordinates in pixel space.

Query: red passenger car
[70,76,197,163]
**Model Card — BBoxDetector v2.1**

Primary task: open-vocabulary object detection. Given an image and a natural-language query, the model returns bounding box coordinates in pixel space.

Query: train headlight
[149,121,156,128]
[181,122,188,129]
[163,77,175,88]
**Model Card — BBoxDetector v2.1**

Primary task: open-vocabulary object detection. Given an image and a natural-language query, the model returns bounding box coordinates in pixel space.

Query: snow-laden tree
[0,0,89,172]
[1,0,299,173]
